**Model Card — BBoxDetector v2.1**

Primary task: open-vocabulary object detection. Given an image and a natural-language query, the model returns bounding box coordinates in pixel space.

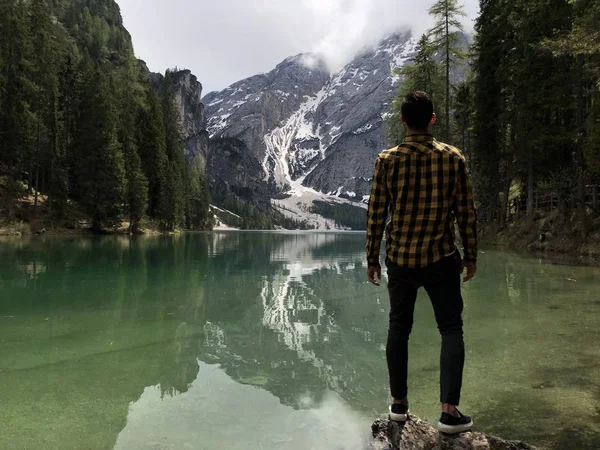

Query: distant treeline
[311,201,367,230]
[210,186,314,230]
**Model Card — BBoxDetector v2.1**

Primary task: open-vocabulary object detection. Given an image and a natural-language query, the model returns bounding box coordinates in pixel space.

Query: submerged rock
[370,418,539,450]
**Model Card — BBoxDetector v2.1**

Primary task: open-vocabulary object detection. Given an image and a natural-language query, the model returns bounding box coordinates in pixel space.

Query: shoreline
[3,223,599,267]
[479,216,600,265]
[0,224,367,237]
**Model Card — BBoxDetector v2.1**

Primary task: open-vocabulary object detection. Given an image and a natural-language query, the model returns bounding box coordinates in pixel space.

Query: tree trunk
[6,188,15,222]
[462,127,466,160]
[526,160,534,220]
[499,176,512,226]
[558,194,568,224]
[128,206,134,234]
[42,171,48,210]
[28,159,34,192]
[34,167,39,209]
[445,1,451,143]
[576,54,586,217]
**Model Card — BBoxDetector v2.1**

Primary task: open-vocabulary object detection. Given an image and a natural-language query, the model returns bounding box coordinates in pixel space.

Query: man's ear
[401,116,408,131]
[430,113,437,126]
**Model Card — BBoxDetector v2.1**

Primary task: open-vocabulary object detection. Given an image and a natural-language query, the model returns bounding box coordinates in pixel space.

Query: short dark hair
[401,91,434,130]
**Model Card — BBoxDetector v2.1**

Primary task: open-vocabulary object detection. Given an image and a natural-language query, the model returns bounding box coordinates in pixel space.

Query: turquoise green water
[0,232,599,450]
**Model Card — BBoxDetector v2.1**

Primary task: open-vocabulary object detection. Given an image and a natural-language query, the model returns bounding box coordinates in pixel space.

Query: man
[366,91,477,435]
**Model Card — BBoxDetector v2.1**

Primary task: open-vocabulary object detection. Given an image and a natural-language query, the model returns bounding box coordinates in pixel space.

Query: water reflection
[115,362,370,450]
[0,234,599,449]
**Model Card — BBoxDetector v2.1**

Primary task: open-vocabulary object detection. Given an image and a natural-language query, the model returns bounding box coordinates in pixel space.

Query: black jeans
[386,252,465,405]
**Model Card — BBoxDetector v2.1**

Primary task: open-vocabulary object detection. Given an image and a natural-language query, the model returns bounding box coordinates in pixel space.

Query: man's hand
[367,264,382,286]
[462,261,477,282]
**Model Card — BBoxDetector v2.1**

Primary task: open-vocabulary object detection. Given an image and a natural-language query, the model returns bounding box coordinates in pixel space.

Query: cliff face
[207,137,271,210]
[171,70,210,160]
[203,54,331,191]
[143,65,210,160]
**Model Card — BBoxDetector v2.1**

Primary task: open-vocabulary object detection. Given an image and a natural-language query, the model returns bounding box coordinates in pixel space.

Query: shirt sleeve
[366,156,389,267]
[455,158,478,263]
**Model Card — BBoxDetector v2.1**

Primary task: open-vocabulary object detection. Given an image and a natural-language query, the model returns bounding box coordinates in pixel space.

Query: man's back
[366,91,477,434]
[366,134,477,269]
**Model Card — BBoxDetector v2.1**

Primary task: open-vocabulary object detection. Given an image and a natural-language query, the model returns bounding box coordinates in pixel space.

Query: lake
[0,232,599,450]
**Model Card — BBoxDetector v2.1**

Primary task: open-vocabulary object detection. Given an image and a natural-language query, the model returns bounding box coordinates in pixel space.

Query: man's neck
[406,129,430,136]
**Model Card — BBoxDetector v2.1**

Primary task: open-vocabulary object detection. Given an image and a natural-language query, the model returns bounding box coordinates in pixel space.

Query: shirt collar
[403,134,435,143]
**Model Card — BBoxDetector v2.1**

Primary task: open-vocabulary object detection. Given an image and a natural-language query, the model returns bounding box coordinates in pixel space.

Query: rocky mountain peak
[203,31,416,198]
[276,53,328,73]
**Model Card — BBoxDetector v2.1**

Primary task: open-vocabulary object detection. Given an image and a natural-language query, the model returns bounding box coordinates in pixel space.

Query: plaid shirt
[366,134,477,268]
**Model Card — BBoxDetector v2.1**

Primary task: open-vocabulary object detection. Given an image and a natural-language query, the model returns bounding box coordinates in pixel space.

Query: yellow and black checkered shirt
[366,134,477,268]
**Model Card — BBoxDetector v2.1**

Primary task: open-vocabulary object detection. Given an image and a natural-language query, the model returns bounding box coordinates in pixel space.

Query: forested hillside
[391,0,599,233]
[472,0,599,224]
[0,0,212,233]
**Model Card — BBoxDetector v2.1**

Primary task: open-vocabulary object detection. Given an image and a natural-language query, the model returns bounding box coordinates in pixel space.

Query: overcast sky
[119,0,479,95]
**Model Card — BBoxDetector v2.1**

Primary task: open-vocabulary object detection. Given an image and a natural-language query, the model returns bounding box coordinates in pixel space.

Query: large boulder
[370,418,539,450]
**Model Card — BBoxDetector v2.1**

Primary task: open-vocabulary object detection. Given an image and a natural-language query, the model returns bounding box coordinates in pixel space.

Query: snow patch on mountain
[390,38,418,83]
[263,86,330,187]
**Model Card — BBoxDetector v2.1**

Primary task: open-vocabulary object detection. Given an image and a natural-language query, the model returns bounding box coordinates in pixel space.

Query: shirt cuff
[367,256,380,267]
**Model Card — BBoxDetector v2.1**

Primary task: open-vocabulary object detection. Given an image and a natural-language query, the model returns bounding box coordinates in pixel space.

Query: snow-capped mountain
[203,31,417,202]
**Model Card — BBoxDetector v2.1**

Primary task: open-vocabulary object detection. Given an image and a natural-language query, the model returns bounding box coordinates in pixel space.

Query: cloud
[119,0,479,93]
[298,53,322,70]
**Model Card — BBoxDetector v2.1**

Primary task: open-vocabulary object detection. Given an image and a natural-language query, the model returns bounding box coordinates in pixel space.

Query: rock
[207,137,271,210]
[371,419,539,450]
[148,69,209,160]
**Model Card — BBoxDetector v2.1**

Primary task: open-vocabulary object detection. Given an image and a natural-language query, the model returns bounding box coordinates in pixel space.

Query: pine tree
[29,0,61,210]
[471,0,508,221]
[123,135,148,232]
[0,0,35,219]
[548,0,600,56]
[185,155,211,229]
[388,35,444,144]
[116,60,148,233]
[72,65,125,230]
[428,0,467,143]
[588,90,600,180]
[160,71,186,230]
[404,35,442,94]
[52,55,80,219]
[138,84,168,219]
[453,79,473,162]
